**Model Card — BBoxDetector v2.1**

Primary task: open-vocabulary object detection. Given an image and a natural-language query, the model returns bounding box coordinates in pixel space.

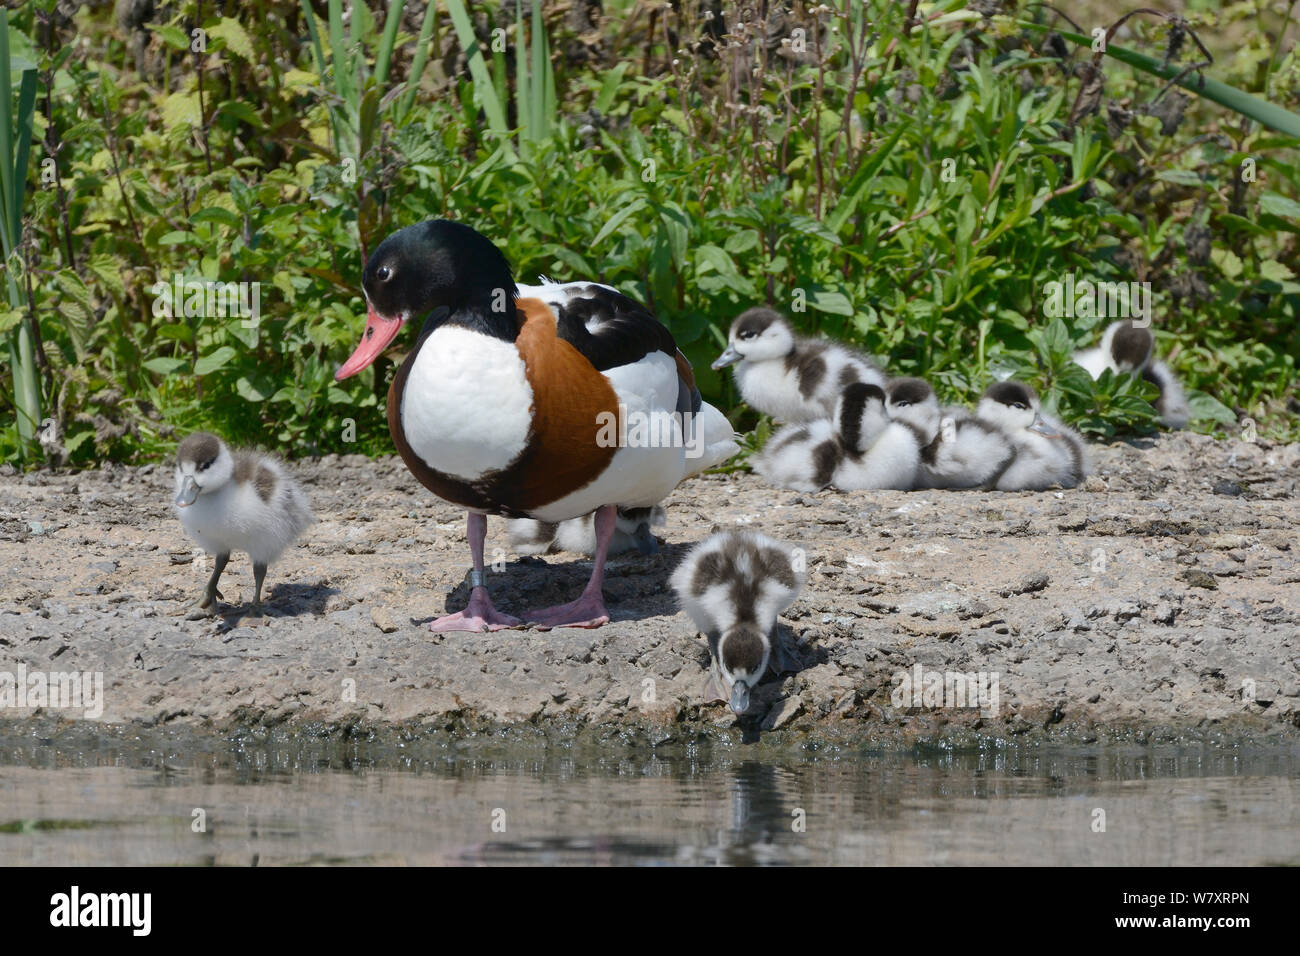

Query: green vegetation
[1,0,1297,467]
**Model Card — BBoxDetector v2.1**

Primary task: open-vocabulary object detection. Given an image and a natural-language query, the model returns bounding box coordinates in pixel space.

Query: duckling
[975,382,1088,490]
[752,418,844,492]
[174,432,313,616]
[508,505,667,557]
[670,531,805,715]
[884,378,1015,489]
[711,307,886,423]
[753,383,921,491]
[1144,360,1190,429]
[1073,319,1190,429]
[832,382,923,490]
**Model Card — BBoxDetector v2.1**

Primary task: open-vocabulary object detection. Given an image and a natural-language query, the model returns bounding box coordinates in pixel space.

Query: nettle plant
[2,0,1297,468]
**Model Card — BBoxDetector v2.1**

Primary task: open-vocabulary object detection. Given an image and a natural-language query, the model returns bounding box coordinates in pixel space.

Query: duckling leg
[249,562,267,617]
[429,512,522,632]
[525,505,615,629]
[194,552,229,613]
[187,553,228,618]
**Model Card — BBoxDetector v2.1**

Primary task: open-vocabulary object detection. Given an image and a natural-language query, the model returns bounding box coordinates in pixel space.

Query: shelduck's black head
[336,220,520,381]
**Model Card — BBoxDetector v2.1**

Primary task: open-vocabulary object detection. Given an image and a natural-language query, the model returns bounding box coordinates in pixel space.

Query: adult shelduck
[335,220,738,631]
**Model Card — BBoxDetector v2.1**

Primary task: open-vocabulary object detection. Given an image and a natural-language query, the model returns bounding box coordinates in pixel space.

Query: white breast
[735,361,818,422]
[401,326,534,481]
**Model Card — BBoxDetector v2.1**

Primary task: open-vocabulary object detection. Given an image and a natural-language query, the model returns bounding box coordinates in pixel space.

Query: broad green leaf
[195,346,237,375]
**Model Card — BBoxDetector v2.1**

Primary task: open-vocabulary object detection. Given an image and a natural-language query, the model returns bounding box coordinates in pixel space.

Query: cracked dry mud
[1,430,1297,747]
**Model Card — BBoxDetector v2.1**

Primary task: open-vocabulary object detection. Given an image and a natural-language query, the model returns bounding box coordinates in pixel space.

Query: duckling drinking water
[711,307,886,423]
[174,432,313,616]
[671,531,805,715]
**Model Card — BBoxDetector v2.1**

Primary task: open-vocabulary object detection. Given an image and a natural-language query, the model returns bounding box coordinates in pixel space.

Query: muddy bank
[0,431,1297,747]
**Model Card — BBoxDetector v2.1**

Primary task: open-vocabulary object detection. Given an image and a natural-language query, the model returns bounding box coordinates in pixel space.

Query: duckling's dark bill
[336,306,405,380]
[175,475,199,507]
[710,345,741,370]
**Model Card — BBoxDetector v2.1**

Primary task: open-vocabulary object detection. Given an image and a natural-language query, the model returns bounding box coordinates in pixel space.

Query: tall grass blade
[1020,22,1300,138]
[0,9,40,455]
[443,0,509,138]
[398,0,439,119]
[374,0,405,87]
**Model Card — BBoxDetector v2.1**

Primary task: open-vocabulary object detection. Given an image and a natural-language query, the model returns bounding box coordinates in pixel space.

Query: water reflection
[0,736,1296,865]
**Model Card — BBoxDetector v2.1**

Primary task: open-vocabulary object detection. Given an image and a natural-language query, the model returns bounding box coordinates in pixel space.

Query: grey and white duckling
[174,432,313,616]
[508,505,667,557]
[884,378,1015,490]
[753,383,921,491]
[670,531,805,715]
[711,307,886,423]
[975,382,1088,490]
[1073,319,1190,429]
[751,418,843,492]
[832,382,923,490]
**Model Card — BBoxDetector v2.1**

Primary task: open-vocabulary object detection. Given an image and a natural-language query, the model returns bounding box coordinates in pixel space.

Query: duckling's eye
[895,400,910,407]
[1013,403,1027,410]
[739,330,757,340]
[376,265,392,282]
[199,461,209,471]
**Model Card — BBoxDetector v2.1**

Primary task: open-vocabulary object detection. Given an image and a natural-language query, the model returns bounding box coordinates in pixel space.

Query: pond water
[1,736,1296,866]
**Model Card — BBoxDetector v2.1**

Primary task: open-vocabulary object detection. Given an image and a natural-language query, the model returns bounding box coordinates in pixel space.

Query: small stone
[999,573,1050,597]
[760,696,802,731]
[1212,480,1242,496]
[1083,475,1107,493]
[1178,569,1218,590]
[369,605,399,634]
[1150,602,1177,625]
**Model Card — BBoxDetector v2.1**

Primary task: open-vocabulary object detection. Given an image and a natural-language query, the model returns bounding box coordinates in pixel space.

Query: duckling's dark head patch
[731,307,782,340]
[721,626,766,678]
[177,432,221,470]
[1110,320,1154,370]
[985,381,1036,409]
[887,377,934,407]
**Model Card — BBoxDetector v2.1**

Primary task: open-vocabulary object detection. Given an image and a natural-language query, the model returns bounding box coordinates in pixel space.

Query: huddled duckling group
[720,312,1188,495]
[165,219,1192,720]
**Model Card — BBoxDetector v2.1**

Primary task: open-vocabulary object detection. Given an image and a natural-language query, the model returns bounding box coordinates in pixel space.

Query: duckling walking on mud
[174,432,313,617]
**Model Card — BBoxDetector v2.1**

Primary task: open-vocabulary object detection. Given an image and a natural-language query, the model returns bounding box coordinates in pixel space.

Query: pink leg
[525,505,615,629]
[429,513,522,633]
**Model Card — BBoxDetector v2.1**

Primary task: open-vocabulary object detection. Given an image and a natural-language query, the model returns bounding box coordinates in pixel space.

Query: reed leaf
[444,0,509,138]
[1019,21,1300,138]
